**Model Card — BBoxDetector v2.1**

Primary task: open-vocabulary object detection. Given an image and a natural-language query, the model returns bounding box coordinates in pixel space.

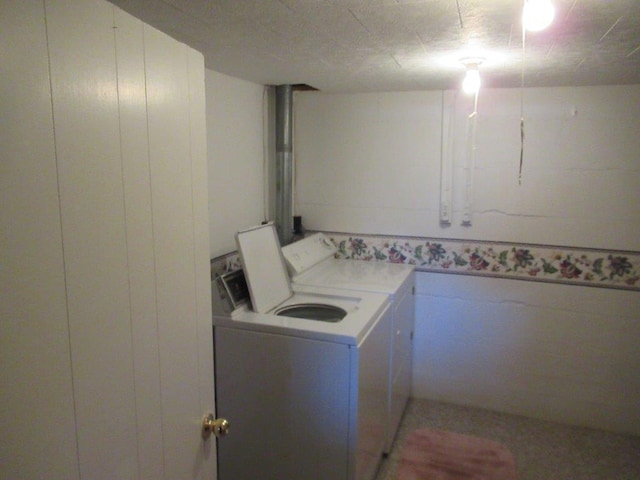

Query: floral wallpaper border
[211,232,640,292]
[327,232,640,292]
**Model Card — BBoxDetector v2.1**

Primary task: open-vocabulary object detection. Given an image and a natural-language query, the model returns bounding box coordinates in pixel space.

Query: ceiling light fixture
[460,58,484,95]
[523,0,555,32]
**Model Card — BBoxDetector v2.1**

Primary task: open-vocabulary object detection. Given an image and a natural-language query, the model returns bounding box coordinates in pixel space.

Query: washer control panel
[282,233,336,276]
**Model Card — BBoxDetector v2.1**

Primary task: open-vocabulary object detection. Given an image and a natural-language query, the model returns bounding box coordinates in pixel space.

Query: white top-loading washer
[211,224,392,480]
[282,232,415,452]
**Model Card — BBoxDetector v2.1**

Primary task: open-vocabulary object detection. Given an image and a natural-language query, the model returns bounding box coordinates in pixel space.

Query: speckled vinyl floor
[375,398,640,480]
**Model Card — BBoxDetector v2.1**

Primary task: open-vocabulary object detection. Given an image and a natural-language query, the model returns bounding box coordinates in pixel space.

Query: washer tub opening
[275,303,347,323]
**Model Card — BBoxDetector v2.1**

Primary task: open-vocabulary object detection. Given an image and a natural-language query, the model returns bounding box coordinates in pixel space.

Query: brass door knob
[202,413,229,439]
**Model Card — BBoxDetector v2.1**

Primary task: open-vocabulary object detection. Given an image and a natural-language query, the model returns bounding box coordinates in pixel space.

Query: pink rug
[396,429,517,480]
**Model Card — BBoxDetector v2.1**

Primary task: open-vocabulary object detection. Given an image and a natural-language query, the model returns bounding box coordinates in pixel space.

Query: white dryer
[282,233,415,452]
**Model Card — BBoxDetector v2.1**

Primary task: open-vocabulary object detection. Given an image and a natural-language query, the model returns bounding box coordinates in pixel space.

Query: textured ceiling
[109,0,640,93]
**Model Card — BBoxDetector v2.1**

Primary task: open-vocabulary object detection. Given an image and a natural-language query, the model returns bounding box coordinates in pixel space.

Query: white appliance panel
[215,327,352,480]
[235,223,292,313]
[213,302,392,480]
[281,233,416,453]
[282,232,336,274]
[354,303,391,480]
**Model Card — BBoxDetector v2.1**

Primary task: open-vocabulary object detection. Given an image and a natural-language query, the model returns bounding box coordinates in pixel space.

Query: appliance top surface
[291,256,415,294]
[213,284,389,346]
[282,232,414,294]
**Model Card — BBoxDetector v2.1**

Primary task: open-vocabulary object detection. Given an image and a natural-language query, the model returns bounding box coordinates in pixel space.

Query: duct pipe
[275,85,294,245]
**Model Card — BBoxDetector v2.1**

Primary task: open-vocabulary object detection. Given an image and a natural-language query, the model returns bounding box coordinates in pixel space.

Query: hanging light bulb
[462,66,481,94]
[523,0,555,32]
[460,58,484,95]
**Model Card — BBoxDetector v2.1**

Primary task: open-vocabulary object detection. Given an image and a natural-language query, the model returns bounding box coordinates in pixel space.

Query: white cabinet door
[0,2,79,478]
[143,19,215,480]
[47,2,139,476]
[1,1,215,478]
[115,8,166,479]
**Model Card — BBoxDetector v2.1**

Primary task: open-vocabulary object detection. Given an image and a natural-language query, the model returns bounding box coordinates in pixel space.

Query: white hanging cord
[455,0,464,29]
[439,91,457,224]
[462,88,479,225]
[519,12,526,185]
[473,86,479,115]
[262,85,269,222]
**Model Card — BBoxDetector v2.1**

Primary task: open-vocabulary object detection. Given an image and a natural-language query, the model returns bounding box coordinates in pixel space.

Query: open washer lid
[235,223,293,313]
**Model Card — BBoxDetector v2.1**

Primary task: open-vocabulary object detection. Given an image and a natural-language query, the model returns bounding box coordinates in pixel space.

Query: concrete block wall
[292,85,640,435]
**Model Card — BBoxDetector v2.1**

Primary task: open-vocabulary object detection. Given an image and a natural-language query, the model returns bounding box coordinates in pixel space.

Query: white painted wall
[447,86,640,250]
[293,86,640,435]
[293,91,443,236]
[206,70,268,257]
[294,86,640,250]
[415,273,640,435]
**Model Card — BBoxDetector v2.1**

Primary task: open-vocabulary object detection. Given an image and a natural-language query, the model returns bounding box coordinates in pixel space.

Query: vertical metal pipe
[275,85,293,245]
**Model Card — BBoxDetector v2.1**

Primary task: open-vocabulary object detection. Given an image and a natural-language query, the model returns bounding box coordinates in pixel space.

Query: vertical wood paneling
[3,1,215,477]
[187,49,217,478]
[46,0,138,476]
[144,23,203,479]
[0,2,79,478]
[114,7,164,479]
